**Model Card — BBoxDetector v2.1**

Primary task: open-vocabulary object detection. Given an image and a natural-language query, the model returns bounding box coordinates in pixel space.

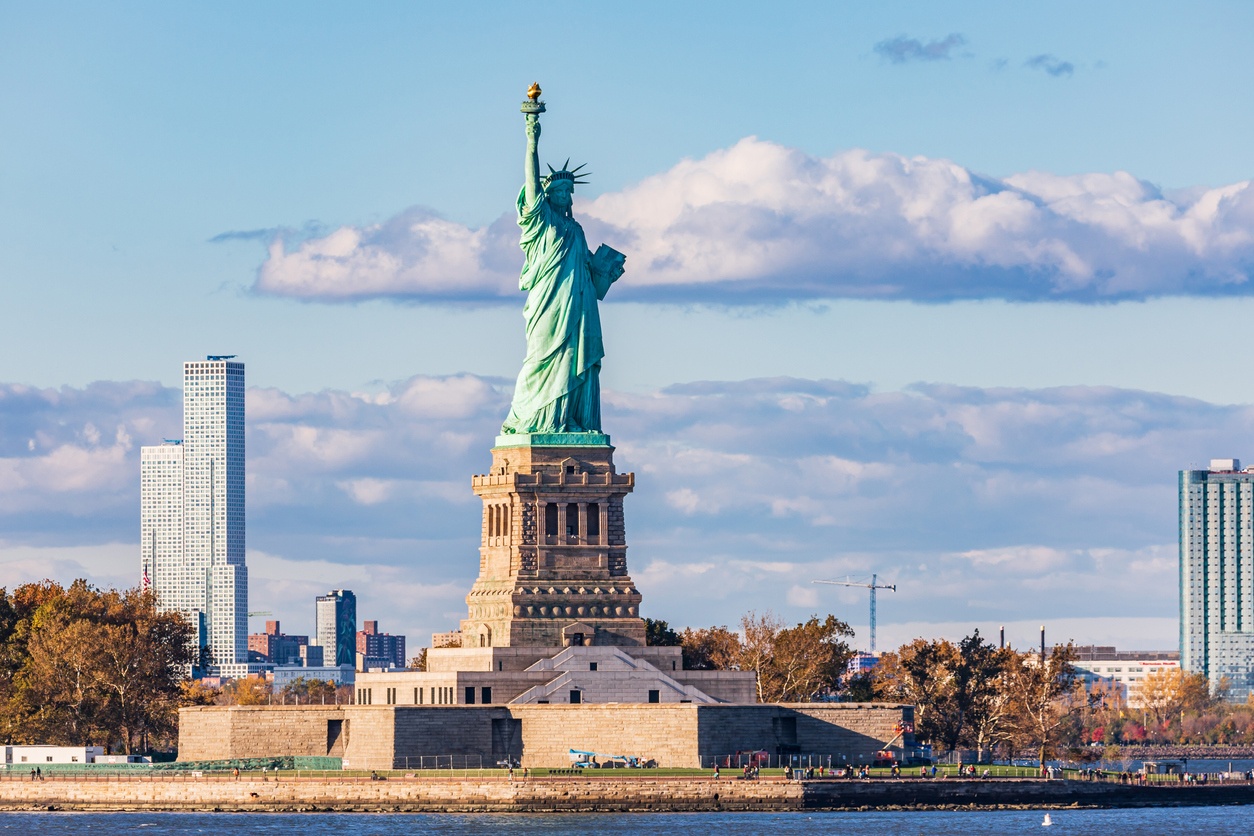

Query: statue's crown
[546,159,590,186]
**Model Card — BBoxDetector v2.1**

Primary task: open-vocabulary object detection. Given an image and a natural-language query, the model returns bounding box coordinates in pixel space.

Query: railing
[1066,768,1254,785]
[700,754,1065,779]
[703,753,859,771]
[391,755,487,770]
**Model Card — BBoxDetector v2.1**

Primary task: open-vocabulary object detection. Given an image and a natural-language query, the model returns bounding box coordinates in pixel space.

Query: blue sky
[3,2,1254,653]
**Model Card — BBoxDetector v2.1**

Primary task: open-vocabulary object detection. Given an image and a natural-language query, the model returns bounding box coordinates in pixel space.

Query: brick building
[247,620,309,666]
[356,620,407,669]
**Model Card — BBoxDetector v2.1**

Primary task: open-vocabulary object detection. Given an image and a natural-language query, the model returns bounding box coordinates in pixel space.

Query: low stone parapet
[0,775,801,813]
[0,776,1250,813]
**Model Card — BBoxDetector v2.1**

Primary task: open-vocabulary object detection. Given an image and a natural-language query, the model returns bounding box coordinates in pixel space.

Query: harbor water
[3,808,1254,835]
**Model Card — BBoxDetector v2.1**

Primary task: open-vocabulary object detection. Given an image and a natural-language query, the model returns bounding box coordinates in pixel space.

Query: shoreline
[0,777,1251,813]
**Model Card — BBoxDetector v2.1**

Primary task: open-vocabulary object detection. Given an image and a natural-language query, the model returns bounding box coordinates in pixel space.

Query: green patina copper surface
[494,431,611,449]
[500,87,625,436]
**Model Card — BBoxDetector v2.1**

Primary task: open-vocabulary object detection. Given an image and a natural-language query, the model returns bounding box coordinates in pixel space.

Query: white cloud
[786,584,820,608]
[256,209,517,301]
[1,373,1235,648]
[337,477,394,505]
[248,138,1254,304]
[0,542,138,591]
[665,487,705,515]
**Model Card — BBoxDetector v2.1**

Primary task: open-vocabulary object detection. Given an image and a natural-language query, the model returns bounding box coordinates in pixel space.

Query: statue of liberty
[500,84,625,436]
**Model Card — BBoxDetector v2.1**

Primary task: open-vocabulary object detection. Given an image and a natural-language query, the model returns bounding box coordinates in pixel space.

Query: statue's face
[547,180,573,210]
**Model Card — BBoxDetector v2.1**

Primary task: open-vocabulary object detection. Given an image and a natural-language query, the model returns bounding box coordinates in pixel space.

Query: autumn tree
[953,631,1016,758]
[217,676,272,706]
[737,611,855,702]
[180,679,221,706]
[1002,643,1083,766]
[680,626,741,671]
[93,590,199,752]
[871,632,1032,760]
[651,612,855,701]
[2,581,196,753]
[1141,668,1212,728]
[280,677,342,705]
[19,614,108,744]
[873,638,962,748]
[769,615,856,701]
[739,611,783,702]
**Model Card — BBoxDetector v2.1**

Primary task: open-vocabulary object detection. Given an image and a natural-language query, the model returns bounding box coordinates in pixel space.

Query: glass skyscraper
[1179,458,1254,702]
[316,589,357,667]
[141,356,250,675]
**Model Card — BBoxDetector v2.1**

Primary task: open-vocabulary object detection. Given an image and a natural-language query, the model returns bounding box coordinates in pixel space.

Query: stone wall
[0,775,800,812]
[2,775,1248,813]
[178,706,346,762]
[697,704,910,766]
[179,703,910,769]
[673,671,757,704]
[375,707,505,771]
[512,704,701,767]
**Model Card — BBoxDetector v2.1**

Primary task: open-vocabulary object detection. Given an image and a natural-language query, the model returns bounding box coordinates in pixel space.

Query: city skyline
[4,4,1254,654]
[141,357,250,674]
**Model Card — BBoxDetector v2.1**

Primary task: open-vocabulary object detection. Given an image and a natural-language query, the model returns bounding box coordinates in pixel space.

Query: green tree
[644,618,682,646]
[953,631,1015,759]
[843,672,877,702]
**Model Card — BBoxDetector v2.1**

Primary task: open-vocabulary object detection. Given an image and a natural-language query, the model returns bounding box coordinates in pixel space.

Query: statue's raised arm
[521,82,545,209]
[500,85,625,438]
[523,119,542,208]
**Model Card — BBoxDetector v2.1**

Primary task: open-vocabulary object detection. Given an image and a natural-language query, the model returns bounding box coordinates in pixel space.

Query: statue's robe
[501,186,603,434]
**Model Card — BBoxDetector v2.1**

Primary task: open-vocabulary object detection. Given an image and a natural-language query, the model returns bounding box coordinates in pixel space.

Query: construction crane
[812,574,896,654]
[247,611,273,618]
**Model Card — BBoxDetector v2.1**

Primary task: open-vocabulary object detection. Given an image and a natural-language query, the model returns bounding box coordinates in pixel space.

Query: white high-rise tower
[141,355,251,676]
[1180,458,1254,702]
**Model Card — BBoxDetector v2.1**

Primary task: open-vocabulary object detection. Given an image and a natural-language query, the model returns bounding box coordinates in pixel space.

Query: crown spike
[547,163,556,174]
[563,158,570,170]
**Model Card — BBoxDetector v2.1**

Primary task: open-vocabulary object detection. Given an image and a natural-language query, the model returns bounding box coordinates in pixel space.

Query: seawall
[0,777,1251,813]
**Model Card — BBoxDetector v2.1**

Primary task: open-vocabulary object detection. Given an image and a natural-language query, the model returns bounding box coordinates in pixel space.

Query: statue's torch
[521,82,546,116]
